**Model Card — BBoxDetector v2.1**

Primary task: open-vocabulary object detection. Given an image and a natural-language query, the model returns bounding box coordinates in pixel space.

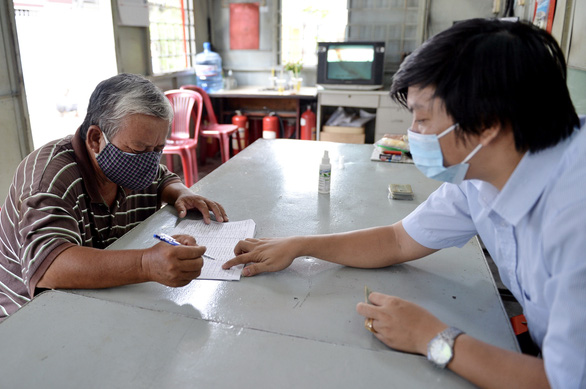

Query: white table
[0,139,518,388]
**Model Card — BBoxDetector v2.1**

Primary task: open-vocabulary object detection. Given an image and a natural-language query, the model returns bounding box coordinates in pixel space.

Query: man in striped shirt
[0,73,227,321]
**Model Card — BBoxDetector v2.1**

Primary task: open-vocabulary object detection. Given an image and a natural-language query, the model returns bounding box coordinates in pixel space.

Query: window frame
[147,0,197,76]
[277,0,428,73]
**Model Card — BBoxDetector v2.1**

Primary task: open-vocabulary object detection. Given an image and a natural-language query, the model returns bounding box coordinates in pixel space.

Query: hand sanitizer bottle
[318,150,331,194]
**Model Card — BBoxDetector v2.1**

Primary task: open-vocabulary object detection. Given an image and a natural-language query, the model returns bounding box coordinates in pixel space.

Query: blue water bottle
[195,42,223,93]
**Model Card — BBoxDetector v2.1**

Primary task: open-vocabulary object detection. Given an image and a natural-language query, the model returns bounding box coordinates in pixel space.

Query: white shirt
[403,116,586,389]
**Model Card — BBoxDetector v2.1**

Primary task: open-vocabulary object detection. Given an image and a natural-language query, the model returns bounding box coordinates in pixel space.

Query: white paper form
[171,219,256,281]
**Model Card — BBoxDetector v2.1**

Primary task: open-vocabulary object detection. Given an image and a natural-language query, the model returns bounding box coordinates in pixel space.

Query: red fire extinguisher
[231,110,248,154]
[300,105,316,140]
[283,119,295,139]
[263,112,279,139]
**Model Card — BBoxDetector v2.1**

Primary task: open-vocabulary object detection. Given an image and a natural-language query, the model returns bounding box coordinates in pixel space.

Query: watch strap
[427,326,464,368]
[442,326,464,347]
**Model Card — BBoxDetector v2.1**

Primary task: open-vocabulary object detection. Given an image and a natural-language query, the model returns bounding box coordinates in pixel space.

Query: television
[316,41,385,90]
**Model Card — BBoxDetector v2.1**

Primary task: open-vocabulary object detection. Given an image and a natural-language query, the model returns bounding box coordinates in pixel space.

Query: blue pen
[153,233,216,260]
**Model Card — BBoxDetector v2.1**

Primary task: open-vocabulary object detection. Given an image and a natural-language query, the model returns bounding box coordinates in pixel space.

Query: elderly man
[0,73,227,321]
[223,19,584,388]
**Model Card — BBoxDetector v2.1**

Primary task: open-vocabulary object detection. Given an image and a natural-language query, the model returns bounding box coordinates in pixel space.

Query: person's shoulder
[570,118,586,153]
[422,182,480,211]
[21,135,80,196]
[38,135,76,161]
[564,115,586,144]
[544,124,586,210]
[444,180,488,200]
[558,119,586,173]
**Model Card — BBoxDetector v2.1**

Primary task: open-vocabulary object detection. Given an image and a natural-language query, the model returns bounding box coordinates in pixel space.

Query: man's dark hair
[79,73,172,141]
[390,18,579,152]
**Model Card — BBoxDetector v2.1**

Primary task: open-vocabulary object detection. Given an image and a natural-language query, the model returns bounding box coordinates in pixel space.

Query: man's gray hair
[80,73,173,140]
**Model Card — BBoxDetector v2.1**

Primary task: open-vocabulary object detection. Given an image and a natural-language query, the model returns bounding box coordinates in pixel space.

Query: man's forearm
[293,222,435,268]
[37,245,148,290]
[449,335,550,389]
[161,181,190,205]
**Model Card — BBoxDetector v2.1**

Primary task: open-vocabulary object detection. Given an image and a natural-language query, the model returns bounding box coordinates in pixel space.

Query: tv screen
[326,45,375,81]
[317,42,385,90]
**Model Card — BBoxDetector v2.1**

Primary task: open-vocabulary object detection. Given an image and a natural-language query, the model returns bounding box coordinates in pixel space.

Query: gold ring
[365,317,377,334]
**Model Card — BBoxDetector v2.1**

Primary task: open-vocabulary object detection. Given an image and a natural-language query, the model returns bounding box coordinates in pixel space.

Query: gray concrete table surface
[75,141,516,347]
[0,139,517,388]
[0,291,473,388]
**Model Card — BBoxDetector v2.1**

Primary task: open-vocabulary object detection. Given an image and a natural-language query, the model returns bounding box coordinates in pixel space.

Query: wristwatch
[427,326,464,369]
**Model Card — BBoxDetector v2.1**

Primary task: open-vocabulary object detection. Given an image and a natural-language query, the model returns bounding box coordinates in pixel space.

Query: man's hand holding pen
[142,234,206,287]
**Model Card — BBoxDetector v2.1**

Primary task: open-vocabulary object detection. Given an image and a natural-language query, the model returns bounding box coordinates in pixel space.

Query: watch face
[430,338,452,365]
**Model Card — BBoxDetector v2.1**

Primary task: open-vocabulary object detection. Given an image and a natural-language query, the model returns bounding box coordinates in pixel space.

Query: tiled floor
[163,154,223,184]
[197,156,223,181]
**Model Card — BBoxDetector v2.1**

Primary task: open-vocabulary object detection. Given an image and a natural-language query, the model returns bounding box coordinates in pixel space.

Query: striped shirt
[0,129,181,321]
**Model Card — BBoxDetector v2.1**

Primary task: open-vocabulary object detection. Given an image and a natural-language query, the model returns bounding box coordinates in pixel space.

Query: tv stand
[316,89,412,143]
[317,84,384,91]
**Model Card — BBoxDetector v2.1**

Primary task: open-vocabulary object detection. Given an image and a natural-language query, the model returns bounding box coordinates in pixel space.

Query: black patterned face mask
[95,133,162,191]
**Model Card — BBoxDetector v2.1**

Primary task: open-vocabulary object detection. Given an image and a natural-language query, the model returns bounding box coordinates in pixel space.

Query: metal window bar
[278,0,425,71]
[346,0,424,71]
[278,1,349,67]
[148,0,196,74]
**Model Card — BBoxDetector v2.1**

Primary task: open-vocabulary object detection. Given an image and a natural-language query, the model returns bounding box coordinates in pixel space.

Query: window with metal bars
[148,0,196,75]
[279,0,348,67]
[279,0,426,72]
[347,0,426,72]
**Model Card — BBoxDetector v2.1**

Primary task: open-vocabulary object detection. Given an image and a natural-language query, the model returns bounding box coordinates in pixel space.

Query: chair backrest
[164,89,203,141]
[180,85,218,125]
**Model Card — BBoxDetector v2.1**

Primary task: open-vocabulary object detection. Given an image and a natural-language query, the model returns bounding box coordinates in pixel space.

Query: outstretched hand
[222,237,299,277]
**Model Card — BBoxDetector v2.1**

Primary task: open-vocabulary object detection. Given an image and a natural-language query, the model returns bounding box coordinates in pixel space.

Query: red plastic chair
[180,85,241,164]
[163,89,203,188]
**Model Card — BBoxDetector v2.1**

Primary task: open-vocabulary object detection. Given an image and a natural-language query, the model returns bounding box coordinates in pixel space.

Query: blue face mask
[407,124,482,184]
[96,133,162,191]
